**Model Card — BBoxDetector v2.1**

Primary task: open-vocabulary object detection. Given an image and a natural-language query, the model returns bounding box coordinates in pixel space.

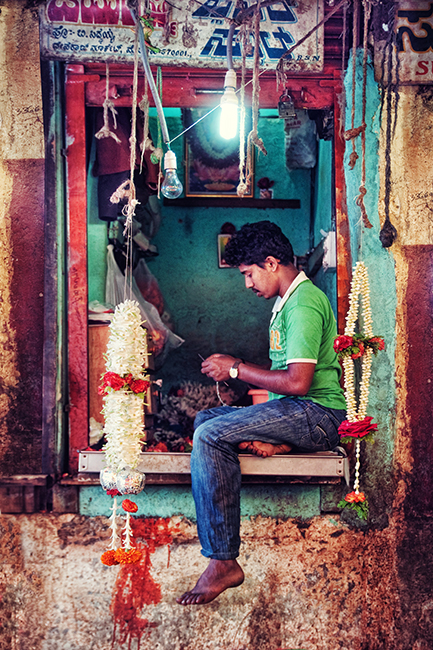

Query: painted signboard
[40,0,324,72]
[375,1,433,84]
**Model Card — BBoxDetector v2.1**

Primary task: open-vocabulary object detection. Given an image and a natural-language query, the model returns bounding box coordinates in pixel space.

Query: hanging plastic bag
[105,245,184,363]
[133,258,164,316]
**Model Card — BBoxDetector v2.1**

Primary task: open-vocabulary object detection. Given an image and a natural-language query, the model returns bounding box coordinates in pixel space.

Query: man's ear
[264,256,280,271]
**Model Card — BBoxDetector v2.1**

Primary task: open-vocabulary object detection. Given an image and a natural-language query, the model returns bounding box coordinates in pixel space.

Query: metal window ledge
[78,449,349,485]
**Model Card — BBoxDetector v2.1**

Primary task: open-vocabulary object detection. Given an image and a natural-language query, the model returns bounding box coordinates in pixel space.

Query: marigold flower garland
[99,300,150,565]
[334,262,385,521]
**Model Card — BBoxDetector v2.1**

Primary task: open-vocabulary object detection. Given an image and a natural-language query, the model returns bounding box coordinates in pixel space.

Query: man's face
[238,262,279,299]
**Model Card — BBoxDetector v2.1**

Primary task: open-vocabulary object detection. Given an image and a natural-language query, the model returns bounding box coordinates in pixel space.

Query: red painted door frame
[64,64,351,473]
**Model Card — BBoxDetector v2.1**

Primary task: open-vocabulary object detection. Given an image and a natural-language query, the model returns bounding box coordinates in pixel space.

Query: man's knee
[194,407,220,429]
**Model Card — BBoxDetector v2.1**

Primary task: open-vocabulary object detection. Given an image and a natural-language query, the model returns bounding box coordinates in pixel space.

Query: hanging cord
[95,63,121,143]
[109,27,140,300]
[379,2,398,248]
[354,0,373,229]
[344,0,363,170]
[247,1,267,161]
[138,74,156,173]
[126,26,140,299]
[153,67,164,197]
[237,15,252,197]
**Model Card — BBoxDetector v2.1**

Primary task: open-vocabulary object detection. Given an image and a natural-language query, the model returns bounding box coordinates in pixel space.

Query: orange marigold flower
[122,499,138,513]
[344,491,366,503]
[115,548,142,564]
[100,550,120,566]
[147,441,169,453]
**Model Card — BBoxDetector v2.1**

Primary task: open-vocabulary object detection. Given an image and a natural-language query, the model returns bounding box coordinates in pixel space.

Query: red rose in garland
[339,416,378,439]
[99,372,126,395]
[129,378,150,394]
[333,335,353,353]
[370,336,385,351]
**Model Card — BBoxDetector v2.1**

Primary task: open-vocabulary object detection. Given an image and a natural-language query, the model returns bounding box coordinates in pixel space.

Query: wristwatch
[229,359,242,379]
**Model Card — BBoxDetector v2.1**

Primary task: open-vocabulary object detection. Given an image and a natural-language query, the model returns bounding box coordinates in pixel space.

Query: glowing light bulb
[161,150,183,199]
[220,69,238,140]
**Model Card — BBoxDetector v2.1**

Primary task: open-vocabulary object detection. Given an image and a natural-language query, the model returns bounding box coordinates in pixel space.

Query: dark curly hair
[224,221,294,268]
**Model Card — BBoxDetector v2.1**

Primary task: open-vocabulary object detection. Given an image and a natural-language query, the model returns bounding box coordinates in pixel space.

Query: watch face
[229,367,238,379]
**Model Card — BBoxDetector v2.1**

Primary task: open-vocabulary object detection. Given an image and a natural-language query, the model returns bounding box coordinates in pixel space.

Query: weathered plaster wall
[0,513,402,650]
[0,1,45,474]
[377,84,433,646]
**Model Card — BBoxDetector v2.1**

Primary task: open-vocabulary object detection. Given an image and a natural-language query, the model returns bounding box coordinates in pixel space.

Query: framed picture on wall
[183,108,254,198]
[218,234,232,268]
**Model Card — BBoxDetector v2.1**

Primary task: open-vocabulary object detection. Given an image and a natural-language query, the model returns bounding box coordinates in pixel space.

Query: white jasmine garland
[342,262,374,498]
[105,299,148,377]
[102,300,149,473]
[343,262,373,423]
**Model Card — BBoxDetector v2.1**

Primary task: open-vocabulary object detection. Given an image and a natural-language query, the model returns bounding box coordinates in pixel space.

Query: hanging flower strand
[99,300,149,565]
[334,262,385,520]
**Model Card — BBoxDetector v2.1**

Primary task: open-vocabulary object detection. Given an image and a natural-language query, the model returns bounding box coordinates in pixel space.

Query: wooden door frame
[64,63,351,473]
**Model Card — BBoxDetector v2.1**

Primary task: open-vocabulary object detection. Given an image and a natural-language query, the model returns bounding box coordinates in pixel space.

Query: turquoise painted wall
[80,483,322,520]
[87,111,337,391]
[343,53,396,527]
[312,138,337,315]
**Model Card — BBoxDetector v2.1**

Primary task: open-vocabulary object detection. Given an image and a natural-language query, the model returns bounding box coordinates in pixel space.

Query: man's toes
[238,442,250,450]
[176,592,192,605]
[176,591,207,606]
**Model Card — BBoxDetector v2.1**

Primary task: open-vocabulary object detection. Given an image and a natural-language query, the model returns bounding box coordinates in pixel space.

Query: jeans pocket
[300,408,339,451]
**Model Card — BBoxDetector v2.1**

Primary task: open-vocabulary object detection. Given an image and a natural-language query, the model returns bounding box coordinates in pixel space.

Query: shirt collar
[271,271,309,318]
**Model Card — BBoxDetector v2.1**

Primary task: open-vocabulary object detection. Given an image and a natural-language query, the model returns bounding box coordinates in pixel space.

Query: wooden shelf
[163,198,301,209]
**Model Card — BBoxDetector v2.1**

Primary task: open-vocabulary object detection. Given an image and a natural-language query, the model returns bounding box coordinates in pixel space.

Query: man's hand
[201,354,238,382]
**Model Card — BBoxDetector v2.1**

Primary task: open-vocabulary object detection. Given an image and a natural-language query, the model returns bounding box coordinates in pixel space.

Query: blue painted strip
[79,484,321,520]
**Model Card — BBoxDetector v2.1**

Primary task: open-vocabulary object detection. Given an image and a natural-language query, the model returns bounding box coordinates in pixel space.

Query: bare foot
[238,441,292,458]
[176,559,244,606]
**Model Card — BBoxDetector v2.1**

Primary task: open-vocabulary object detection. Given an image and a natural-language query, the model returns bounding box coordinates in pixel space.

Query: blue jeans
[190,398,346,560]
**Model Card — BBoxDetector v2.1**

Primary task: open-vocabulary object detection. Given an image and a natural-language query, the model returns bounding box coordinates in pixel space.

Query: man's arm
[201,354,315,397]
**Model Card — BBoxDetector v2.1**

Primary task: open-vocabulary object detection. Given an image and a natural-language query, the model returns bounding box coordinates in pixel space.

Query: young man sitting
[176,221,346,606]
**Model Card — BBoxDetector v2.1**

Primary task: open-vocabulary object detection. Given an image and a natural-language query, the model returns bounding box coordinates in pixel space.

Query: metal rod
[129,6,171,146]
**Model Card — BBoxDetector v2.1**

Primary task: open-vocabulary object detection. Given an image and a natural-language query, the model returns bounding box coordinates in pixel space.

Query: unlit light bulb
[161,150,183,199]
[220,69,238,140]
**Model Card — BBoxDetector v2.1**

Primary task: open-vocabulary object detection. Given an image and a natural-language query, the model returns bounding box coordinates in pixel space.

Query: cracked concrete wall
[0,513,402,650]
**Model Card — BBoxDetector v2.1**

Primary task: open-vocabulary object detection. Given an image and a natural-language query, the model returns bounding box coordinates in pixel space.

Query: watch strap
[229,359,242,378]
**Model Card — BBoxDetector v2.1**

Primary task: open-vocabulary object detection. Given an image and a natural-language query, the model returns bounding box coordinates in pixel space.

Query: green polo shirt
[268,272,346,410]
